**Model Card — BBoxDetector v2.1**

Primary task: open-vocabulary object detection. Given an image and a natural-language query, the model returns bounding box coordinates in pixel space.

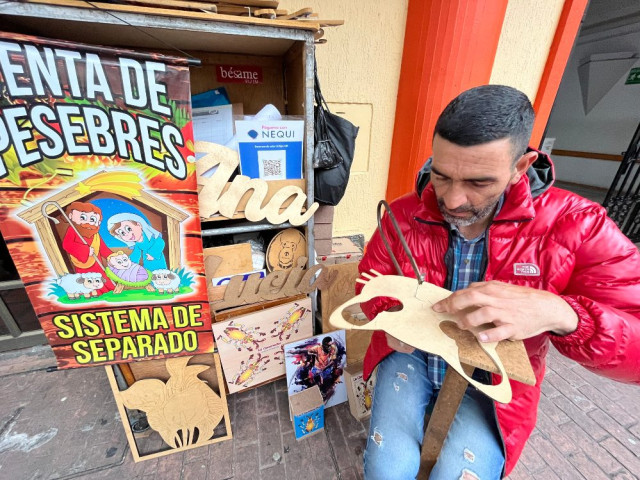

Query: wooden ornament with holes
[329,271,537,404]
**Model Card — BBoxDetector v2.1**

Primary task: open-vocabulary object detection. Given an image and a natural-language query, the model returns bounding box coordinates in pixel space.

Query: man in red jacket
[361,85,640,479]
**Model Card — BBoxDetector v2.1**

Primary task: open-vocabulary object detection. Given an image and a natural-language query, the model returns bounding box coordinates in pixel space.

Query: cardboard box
[316,236,364,264]
[289,385,324,440]
[344,361,376,420]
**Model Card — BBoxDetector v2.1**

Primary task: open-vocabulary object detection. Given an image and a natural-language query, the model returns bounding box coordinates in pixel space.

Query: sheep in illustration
[150,269,181,294]
[57,272,105,299]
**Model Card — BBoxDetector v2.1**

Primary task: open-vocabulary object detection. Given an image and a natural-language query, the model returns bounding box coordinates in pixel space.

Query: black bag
[313,63,359,205]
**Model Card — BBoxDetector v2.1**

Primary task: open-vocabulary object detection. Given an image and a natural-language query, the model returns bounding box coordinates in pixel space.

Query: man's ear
[510,151,538,185]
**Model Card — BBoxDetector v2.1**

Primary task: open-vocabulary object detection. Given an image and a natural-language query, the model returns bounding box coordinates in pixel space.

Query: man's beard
[437,198,500,228]
[74,223,99,238]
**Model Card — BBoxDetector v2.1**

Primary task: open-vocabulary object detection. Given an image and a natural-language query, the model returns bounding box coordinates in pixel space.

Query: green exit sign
[626,67,640,84]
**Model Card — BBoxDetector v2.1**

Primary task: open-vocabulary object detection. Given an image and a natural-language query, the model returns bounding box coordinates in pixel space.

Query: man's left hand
[432,281,579,343]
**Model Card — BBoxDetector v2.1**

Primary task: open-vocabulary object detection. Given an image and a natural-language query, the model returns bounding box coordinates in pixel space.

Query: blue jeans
[364,351,505,480]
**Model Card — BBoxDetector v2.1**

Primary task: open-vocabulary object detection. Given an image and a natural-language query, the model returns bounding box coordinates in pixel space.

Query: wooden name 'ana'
[210,256,336,311]
[196,141,319,226]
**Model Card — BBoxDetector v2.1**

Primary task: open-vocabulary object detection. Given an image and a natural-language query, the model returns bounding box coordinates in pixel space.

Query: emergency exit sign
[626,67,640,84]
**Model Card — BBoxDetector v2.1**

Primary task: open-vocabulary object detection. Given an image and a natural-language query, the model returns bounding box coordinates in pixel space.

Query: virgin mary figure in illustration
[107,213,168,271]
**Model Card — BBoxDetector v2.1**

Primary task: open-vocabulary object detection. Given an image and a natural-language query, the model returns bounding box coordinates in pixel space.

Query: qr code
[258,150,286,179]
[262,159,283,177]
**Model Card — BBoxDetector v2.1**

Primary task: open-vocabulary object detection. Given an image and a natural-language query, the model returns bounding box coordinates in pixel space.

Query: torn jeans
[363,350,504,479]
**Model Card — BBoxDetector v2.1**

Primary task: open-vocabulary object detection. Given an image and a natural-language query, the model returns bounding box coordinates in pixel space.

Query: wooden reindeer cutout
[329,271,513,403]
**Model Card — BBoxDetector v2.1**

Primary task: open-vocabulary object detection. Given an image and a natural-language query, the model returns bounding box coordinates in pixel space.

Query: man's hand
[432,281,579,343]
[385,333,415,354]
[89,247,94,257]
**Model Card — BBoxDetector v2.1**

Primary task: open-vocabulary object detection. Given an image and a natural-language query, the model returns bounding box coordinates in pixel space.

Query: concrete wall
[544,21,640,188]
[490,0,564,101]
[293,0,565,238]
[286,0,409,238]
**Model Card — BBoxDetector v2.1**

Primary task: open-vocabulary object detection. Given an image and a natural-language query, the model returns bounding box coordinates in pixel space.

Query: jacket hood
[415,147,555,199]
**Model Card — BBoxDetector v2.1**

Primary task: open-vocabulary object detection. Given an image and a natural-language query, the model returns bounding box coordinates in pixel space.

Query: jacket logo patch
[514,263,540,276]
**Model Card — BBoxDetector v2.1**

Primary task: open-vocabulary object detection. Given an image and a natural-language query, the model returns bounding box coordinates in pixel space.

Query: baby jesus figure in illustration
[105,251,152,294]
[61,201,115,294]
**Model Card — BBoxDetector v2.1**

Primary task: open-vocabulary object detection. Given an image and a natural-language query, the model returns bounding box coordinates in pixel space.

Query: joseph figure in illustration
[61,201,115,293]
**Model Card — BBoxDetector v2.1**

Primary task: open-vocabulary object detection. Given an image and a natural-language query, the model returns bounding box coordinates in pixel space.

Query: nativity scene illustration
[17,170,195,304]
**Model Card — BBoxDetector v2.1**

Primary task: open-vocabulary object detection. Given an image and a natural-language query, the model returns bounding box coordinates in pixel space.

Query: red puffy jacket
[359,152,640,476]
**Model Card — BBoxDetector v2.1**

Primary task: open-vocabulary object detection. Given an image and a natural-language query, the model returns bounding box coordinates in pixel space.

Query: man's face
[431,135,521,228]
[69,209,101,238]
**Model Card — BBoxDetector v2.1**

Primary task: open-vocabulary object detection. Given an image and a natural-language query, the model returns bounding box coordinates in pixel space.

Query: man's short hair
[434,85,535,163]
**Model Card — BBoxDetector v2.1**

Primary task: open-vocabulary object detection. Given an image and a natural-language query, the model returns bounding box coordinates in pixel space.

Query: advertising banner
[0,32,213,368]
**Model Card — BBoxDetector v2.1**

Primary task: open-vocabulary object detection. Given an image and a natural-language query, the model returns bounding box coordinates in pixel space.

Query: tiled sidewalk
[0,343,638,479]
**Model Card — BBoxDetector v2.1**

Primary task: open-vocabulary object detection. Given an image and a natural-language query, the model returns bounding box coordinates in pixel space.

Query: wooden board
[320,262,371,365]
[106,353,232,462]
[213,297,313,393]
[329,273,537,403]
[124,0,218,12]
[23,0,321,31]
[204,244,253,279]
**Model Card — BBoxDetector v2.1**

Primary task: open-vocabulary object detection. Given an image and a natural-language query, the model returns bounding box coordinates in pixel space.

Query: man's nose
[442,183,468,210]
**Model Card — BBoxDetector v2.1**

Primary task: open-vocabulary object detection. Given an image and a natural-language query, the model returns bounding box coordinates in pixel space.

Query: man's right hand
[89,247,95,257]
[385,333,414,354]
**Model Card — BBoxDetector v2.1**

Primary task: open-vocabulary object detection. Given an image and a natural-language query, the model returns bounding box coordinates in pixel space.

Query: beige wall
[293,0,565,240]
[490,0,564,101]
[287,0,409,239]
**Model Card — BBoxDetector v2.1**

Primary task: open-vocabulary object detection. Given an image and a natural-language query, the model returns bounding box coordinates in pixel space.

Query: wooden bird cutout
[329,271,513,403]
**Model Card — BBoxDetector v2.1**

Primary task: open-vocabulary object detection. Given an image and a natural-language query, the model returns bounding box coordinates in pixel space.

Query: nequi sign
[0,40,188,180]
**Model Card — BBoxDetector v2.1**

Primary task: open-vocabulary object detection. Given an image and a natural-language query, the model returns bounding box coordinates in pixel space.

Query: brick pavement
[1,343,638,479]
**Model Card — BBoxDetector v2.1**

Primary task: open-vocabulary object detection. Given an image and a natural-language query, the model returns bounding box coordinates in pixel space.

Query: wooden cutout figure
[266,228,307,271]
[329,271,513,403]
[118,356,225,448]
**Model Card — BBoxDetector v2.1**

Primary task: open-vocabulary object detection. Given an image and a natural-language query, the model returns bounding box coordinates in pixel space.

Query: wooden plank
[22,0,320,31]
[203,243,253,278]
[200,0,279,7]
[320,262,372,365]
[279,8,313,20]
[123,0,218,12]
[215,293,306,321]
[551,148,623,162]
[418,365,474,479]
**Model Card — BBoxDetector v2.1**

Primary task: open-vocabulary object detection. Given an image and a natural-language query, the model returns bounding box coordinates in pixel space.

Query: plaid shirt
[429,197,503,389]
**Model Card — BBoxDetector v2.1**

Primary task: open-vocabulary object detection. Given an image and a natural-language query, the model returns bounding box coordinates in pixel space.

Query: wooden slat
[124,0,218,12]
[22,0,320,31]
[418,365,475,479]
[551,148,623,162]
